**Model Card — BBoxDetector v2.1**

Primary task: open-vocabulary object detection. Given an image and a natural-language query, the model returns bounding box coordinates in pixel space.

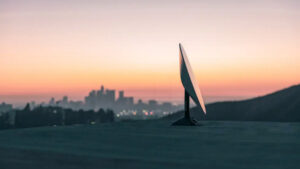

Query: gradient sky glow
[1,0,299,105]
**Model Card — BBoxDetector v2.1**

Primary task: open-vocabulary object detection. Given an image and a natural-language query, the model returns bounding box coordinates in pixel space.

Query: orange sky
[0,0,299,105]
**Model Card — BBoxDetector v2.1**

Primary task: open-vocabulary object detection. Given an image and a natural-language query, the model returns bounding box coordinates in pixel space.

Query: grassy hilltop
[0,120,300,169]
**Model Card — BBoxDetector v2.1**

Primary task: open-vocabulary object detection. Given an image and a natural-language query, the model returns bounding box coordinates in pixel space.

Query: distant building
[161,102,172,111]
[119,91,124,100]
[83,86,116,110]
[85,90,97,109]
[105,89,116,107]
[148,100,158,110]
[45,85,181,119]
[62,96,68,105]
[116,90,134,109]
[126,97,134,106]
[0,102,13,113]
[30,101,36,109]
[49,97,55,106]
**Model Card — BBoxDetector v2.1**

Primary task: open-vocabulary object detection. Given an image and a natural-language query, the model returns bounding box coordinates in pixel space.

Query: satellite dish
[179,43,206,114]
[172,43,206,126]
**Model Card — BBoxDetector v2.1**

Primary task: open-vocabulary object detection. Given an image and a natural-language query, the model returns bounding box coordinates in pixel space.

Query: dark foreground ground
[0,120,299,169]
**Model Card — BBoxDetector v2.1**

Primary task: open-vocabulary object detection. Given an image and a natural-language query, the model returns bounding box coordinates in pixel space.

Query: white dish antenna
[179,43,206,114]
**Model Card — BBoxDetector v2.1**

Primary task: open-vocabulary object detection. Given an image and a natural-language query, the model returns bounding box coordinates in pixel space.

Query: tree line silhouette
[0,104,114,130]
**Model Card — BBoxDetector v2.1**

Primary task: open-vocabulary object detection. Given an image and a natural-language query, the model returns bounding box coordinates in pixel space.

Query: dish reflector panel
[179,43,206,114]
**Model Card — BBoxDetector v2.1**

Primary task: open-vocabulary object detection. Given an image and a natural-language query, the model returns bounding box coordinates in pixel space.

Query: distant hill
[164,84,300,122]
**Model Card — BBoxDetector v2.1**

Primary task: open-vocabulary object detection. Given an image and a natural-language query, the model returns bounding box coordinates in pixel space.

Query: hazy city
[0,85,181,121]
[1,0,299,169]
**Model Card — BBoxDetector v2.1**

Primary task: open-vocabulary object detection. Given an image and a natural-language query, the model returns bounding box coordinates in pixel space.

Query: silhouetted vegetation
[0,113,11,129]
[0,104,114,130]
[165,84,300,122]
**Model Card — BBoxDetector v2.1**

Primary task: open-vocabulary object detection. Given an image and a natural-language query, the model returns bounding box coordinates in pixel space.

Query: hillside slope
[165,84,300,122]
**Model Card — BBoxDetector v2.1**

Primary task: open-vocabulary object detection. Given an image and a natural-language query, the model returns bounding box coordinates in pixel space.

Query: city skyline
[2,84,180,107]
[1,0,299,105]
[1,85,181,119]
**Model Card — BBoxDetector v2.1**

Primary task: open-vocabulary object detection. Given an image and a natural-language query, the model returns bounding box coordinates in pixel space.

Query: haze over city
[1,0,299,106]
[1,1,300,169]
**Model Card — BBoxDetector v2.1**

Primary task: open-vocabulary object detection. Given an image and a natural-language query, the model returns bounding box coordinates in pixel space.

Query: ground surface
[0,120,300,169]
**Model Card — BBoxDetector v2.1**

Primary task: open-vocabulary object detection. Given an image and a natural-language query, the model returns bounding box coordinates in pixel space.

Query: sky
[0,0,299,106]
